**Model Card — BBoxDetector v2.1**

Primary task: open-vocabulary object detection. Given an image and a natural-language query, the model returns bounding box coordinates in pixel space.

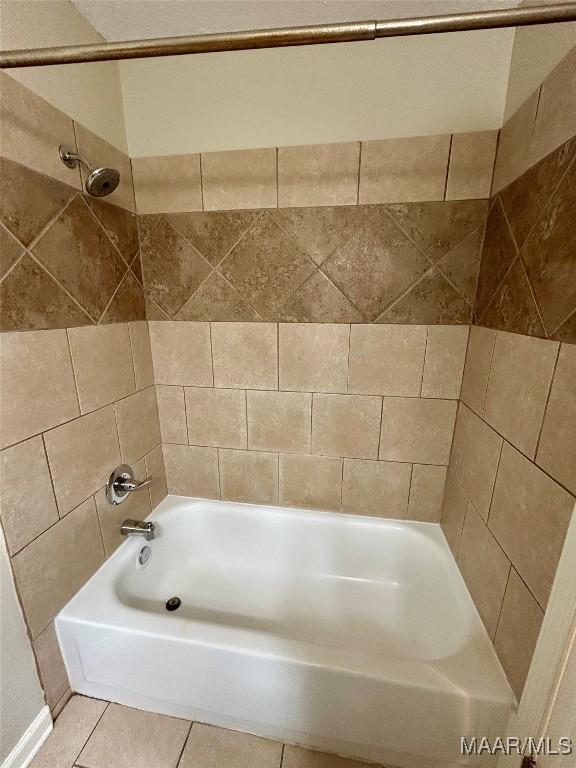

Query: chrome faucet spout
[120,519,156,541]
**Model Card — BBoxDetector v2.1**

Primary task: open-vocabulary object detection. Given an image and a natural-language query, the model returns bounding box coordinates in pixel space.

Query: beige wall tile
[129,321,155,390]
[489,442,575,609]
[440,468,468,558]
[32,621,69,710]
[421,325,469,399]
[180,722,282,768]
[279,323,349,394]
[132,154,202,214]
[452,404,503,521]
[163,443,219,498]
[494,569,544,700]
[492,90,539,193]
[12,497,104,637]
[342,459,411,518]
[44,406,120,515]
[312,393,381,459]
[145,444,168,509]
[247,390,311,454]
[278,142,359,207]
[115,386,161,464]
[484,332,559,458]
[156,385,187,444]
[186,387,247,449]
[460,326,496,414]
[407,464,447,523]
[75,122,135,212]
[0,436,59,554]
[219,449,278,505]
[359,135,451,204]
[348,324,427,396]
[211,322,277,390]
[149,321,213,386]
[531,48,576,165]
[0,330,79,449]
[445,131,498,200]
[68,324,135,414]
[379,397,456,465]
[537,343,576,495]
[458,504,511,639]
[201,148,277,211]
[279,453,342,511]
[282,744,368,768]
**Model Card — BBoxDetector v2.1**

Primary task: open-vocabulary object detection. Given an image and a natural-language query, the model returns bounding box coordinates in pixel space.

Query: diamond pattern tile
[165,210,260,265]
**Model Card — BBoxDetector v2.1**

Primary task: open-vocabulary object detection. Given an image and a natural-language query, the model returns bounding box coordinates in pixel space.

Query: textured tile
[460,326,496,414]
[211,322,277,390]
[185,387,247,449]
[531,47,576,165]
[32,621,69,709]
[278,142,359,207]
[179,723,282,768]
[483,332,559,458]
[0,253,90,331]
[440,468,468,558]
[78,702,190,768]
[219,449,278,504]
[145,297,170,321]
[474,199,518,317]
[247,390,311,454]
[348,324,426,396]
[220,214,315,317]
[312,393,381,459]
[100,269,146,324]
[44,405,120,515]
[166,210,260,266]
[0,222,24,278]
[132,154,202,214]
[201,148,277,210]
[129,321,155,390]
[407,464,447,523]
[272,206,365,266]
[342,458,411,518]
[359,135,451,203]
[115,387,161,464]
[282,744,371,768]
[85,196,139,264]
[68,324,135,413]
[279,323,349,394]
[436,224,484,305]
[75,123,135,212]
[494,569,544,700]
[537,344,576,495]
[379,397,457,465]
[452,404,503,521]
[492,90,539,194]
[458,504,511,639]
[446,131,498,200]
[489,443,574,609]
[0,329,79,449]
[275,271,364,323]
[149,321,212,386]
[139,215,211,317]
[145,444,168,509]
[163,444,219,498]
[157,386,187,444]
[12,497,104,637]
[422,325,469,399]
[323,207,429,321]
[279,453,342,511]
[176,272,261,322]
[480,257,545,338]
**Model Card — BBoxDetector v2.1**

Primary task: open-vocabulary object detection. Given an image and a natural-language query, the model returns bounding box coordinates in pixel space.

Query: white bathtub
[57,497,514,768]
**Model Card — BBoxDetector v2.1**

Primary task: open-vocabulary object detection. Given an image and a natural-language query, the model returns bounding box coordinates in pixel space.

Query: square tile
[379,397,457,465]
[492,90,539,193]
[186,387,247,449]
[77,702,190,768]
[247,390,311,454]
[342,459,411,518]
[211,322,277,390]
[531,47,576,165]
[149,321,213,386]
[460,326,496,414]
[115,387,161,464]
[279,453,342,511]
[440,469,468,558]
[201,148,277,210]
[312,393,382,459]
[407,464,447,523]
[32,621,69,709]
[278,142,360,207]
[129,321,155,390]
[178,722,282,768]
[279,323,349,394]
[348,324,427,396]
[95,458,151,555]
[445,131,498,200]
[157,386,187,444]
[219,449,278,505]
[132,154,202,214]
[282,744,370,768]
[421,325,469,399]
[163,444,219,498]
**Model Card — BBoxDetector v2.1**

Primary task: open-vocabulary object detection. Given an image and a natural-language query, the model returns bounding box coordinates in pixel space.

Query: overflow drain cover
[166,597,181,612]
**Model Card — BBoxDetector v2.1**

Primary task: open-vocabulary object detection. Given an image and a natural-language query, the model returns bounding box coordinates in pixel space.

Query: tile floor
[30,695,384,768]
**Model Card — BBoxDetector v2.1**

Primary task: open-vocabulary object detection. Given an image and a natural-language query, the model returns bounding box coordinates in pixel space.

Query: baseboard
[1,706,52,768]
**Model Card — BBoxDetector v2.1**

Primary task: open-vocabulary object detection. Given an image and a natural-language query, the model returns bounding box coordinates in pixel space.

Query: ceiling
[72,0,523,42]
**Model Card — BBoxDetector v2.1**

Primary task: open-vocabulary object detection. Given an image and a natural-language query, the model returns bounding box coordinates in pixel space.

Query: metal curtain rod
[1,3,576,68]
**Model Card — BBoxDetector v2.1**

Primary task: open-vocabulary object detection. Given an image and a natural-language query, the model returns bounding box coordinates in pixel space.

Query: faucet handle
[106,464,152,506]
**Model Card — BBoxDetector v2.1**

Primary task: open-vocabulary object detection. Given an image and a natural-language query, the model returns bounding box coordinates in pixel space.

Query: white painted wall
[0,0,128,151]
[0,528,46,763]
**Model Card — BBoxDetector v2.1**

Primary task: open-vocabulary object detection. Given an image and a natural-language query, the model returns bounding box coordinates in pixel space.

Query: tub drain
[166,597,181,612]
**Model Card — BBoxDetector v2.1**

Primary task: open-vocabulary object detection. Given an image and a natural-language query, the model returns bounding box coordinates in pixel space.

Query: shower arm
[1,3,576,68]
[58,146,94,172]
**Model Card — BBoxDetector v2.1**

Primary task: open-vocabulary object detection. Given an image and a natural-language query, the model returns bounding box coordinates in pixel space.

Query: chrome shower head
[58,145,120,197]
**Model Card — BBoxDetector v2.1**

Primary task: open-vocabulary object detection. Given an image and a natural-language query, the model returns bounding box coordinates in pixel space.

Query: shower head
[58,145,120,197]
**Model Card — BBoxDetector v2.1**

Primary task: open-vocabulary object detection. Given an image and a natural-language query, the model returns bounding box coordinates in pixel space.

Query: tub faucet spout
[121,519,156,541]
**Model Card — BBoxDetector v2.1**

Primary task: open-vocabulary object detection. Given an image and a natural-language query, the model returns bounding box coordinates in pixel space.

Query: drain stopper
[166,597,181,612]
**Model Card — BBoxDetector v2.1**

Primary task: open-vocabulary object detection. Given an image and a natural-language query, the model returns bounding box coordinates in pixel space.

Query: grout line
[41,433,60,516]
[420,326,429,396]
[97,264,130,324]
[480,327,497,416]
[488,127,501,198]
[175,721,194,767]
[356,142,362,205]
[0,249,27,284]
[72,699,110,761]
[376,397,384,460]
[276,323,280,390]
[275,147,279,208]
[65,328,83,415]
[534,342,561,459]
[345,324,352,392]
[443,134,453,201]
[244,390,249,449]
[208,322,216,387]
[216,448,222,499]
[25,250,97,325]
[550,306,576,338]
[280,743,285,767]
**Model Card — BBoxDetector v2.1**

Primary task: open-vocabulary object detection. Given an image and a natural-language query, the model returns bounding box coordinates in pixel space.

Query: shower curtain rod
[1,3,576,69]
